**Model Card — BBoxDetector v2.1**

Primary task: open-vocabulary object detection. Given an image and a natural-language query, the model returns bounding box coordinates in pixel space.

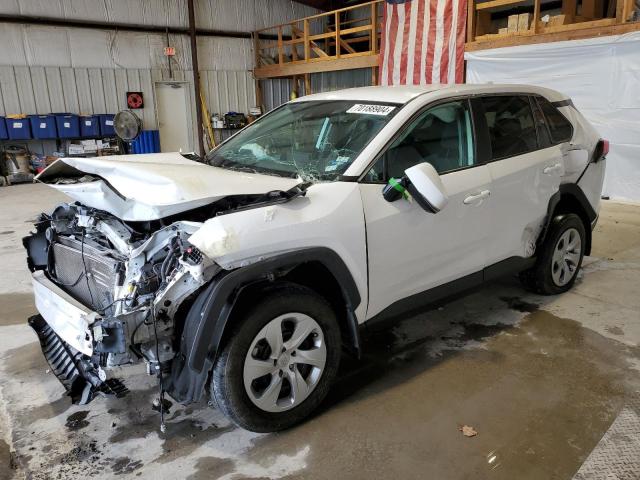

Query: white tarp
[465,32,640,202]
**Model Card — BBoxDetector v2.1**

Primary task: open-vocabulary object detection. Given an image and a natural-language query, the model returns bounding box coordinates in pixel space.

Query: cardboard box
[518,13,532,31]
[507,15,519,32]
[498,27,509,35]
[549,14,566,26]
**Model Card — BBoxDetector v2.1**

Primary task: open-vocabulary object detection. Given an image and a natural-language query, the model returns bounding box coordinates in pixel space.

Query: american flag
[379,0,467,86]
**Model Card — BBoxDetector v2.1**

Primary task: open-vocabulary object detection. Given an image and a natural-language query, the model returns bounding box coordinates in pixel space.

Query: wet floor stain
[605,325,624,336]
[0,439,16,480]
[500,296,539,313]
[226,310,640,480]
[187,457,235,480]
[0,294,36,326]
[111,457,143,476]
[65,411,90,431]
[3,293,640,480]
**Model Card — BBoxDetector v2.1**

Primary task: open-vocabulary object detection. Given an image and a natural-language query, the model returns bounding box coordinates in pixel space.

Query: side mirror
[382,162,448,213]
[405,163,448,213]
[564,149,588,175]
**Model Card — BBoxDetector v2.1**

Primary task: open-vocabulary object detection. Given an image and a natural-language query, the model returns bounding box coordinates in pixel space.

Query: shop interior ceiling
[0,0,318,32]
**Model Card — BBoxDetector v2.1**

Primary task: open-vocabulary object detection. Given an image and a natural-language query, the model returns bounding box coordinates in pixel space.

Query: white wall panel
[44,67,65,113]
[14,66,36,114]
[87,68,106,113]
[30,66,52,113]
[0,66,21,114]
[466,33,640,202]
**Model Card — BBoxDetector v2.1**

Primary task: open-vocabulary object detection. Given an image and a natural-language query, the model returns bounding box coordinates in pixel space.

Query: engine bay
[24,202,219,402]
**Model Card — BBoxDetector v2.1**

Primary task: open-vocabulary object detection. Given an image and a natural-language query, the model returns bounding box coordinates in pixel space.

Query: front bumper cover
[28,314,128,404]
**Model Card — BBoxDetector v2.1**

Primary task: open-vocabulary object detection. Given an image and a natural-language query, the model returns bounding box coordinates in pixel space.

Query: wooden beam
[326,27,358,53]
[371,2,378,53]
[277,26,284,65]
[466,19,640,50]
[335,11,341,58]
[476,0,526,11]
[467,0,476,42]
[304,73,311,95]
[582,0,606,18]
[295,25,329,59]
[562,0,577,22]
[303,20,310,61]
[533,0,541,33]
[254,54,379,78]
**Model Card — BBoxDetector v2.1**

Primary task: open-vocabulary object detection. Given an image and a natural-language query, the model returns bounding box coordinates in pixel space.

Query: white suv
[24,84,607,432]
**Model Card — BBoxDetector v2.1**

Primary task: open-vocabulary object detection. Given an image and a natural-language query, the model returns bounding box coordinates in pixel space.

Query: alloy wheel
[551,227,582,287]
[243,313,326,413]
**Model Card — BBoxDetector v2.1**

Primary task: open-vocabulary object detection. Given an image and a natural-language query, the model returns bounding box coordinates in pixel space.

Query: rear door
[475,95,564,264]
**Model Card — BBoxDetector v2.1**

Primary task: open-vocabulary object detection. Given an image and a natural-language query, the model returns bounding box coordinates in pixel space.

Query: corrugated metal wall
[0,0,318,154]
[261,68,374,112]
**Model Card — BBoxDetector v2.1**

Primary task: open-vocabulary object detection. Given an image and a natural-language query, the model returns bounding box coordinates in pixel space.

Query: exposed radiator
[52,236,121,311]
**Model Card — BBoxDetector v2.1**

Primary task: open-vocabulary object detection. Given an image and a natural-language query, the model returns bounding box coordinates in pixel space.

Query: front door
[360,99,492,320]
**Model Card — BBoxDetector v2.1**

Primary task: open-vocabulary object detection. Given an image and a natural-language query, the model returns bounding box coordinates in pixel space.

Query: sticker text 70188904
[346,104,396,116]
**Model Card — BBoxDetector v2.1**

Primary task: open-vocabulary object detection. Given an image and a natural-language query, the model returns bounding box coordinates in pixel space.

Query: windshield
[206,100,400,181]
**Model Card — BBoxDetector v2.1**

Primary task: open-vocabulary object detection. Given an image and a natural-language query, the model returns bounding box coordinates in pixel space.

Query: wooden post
[304,19,310,61]
[187,0,204,157]
[467,0,476,42]
[335,11,341,58]
[277,26,284,65]
[252,32,263,112]
[370,2,378,53]
[533,0,541,32]
[562,0,578,23]
[304,74,311,95]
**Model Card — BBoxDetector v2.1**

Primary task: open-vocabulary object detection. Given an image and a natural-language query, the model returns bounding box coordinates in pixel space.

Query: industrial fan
[114,110,142,142]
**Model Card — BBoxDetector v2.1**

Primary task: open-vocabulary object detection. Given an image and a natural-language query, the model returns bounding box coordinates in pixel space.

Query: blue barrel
[7,118,32,140]
[29,115,58,139]
[131,130,160,154]
[99,114,116,136]
[54,114,80,138]
[0,117,7,140]
[80,115,100,137]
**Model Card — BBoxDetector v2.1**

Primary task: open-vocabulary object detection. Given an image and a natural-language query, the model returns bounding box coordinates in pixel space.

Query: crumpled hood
[36,153,302,221]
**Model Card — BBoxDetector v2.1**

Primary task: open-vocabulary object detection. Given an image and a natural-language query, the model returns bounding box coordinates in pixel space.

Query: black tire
[520,213,586,295]
[210,282,341,432]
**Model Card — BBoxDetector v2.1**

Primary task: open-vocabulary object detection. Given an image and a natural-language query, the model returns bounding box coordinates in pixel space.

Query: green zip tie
[389,177,409,200]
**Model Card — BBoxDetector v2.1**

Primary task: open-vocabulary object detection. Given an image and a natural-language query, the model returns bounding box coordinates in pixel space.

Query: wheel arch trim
[166,247,361,404]
[539,183,596,256]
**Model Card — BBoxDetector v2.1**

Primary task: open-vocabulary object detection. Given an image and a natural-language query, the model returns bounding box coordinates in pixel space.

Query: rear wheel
[520,213,586,295]
[211,283,341,432]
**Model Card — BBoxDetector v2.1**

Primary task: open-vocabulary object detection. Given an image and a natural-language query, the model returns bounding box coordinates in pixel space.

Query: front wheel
[210,283,341,432]
[520,213,586,295]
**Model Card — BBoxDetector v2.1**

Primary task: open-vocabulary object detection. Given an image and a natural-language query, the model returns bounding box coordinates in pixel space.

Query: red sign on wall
[126,92,144,109]
[164,46,176,56]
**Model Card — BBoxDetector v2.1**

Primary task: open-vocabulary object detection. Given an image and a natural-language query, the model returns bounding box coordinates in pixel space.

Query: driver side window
[367,100,476,182]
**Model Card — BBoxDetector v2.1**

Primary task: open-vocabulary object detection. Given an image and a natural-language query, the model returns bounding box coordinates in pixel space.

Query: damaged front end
[24,203,219,404]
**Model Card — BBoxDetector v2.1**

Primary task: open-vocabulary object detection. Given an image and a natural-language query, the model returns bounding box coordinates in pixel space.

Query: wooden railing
[252,0,383,80]
[467,0,640,50]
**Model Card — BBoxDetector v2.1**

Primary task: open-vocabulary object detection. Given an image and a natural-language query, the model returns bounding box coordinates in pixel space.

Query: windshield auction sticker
[346,104,396,116]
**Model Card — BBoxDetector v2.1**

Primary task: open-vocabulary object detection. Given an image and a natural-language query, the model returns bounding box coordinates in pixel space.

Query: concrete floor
[1,183,639,480]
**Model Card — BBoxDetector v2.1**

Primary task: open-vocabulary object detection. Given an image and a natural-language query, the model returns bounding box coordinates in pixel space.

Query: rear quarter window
[536,97,573,144]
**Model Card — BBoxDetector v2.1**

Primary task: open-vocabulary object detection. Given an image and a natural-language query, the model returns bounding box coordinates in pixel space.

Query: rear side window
[480,96,538,160]
[536,97,573,144]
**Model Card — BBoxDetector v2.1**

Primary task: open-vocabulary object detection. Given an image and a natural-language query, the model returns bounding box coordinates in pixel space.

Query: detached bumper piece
[28,315,128,404]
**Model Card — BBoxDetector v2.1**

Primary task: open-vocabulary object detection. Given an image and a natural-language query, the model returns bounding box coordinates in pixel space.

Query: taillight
[595,139,609,162]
